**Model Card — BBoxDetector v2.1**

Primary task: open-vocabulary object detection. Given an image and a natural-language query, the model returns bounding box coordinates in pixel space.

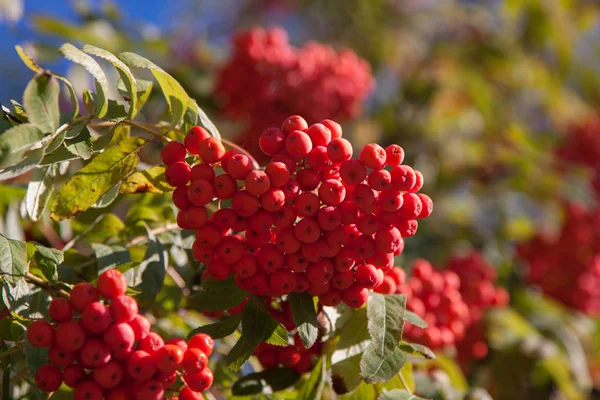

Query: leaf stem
[122,120,170,143]
[398,368,412,394]
[24,272,70,299]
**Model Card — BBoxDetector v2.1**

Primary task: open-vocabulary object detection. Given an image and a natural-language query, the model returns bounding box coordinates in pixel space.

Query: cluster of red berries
[517,203,600,316]
[394,259,471,350]
[161,115,433,309]
[557,115,600,199]
[213,26,374,157]
[447,251,509,370]
[254,336,322,375]
[26,269,214,400]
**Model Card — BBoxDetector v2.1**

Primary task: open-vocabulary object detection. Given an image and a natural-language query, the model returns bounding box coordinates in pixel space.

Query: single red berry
[332,270,355,290]
[181,348,208,373]
[98,269,127,299]
[48,346,75,366]
[133,379,164,400]
[321,119,342,139]
[318,179,346,206]
[398,193,423,219]
[79,338,111,368]
[74,381,103,400]
[138,331,165,356]
[294,273,310,292]
[306,123,332,147]
[82,301,112,333]
[105,386,130,400]
[227,154,253,179]
[375,276,398,294]
[282,115,308,135]
[408,170,424,193]
[231,190,260,218]
[55,321,85,352]
[185,126,211,155]
[103,322,136,353]
[265,161,291,187]
[93,360,124,389]
[188,179,214,206]
[213,174,238,199]
[294,218,321,244]
[70,282,99,312]
[327,138,353,163]
[198,137,226,163]
[63,364,86,388]
[160,141,186,165]
[260,188,286,212]
[278,346,302,367]
[342,284,370,308]
[185,206,209,228]
[368,169,392,191]
[154,344,184,373]
[260,127,286,155]
[416,193,433,218]
[190,163,216,182]
[296,168,321,191]
[165,161,191,187]
[340,159,367,186]
[333,248,357,271]
[49,297,73,322]
[378,188,404,212]
[188,333,214,357]
[306,259,334,285]
[385,144,405,166]
[285,130,313,158]
[320,288,343,307]
[184,368,214,392]
[355,264,379,289]
[127,350,157,381]
[360,143,387,170]
[271,153,296,173]
[27,320,54,348]
[390,165,416,191]
[294,192,320,218]
[128,314,151,340]
[179,387,204,400]
[244,170,271,196]
[109,295,138,323]
[269,268,297,295]
[35,364,63,392]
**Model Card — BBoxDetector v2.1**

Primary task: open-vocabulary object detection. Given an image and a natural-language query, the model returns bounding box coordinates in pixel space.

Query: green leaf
[91,184,120,208]
[0,234,26,283]
[117,79,153,116]
[50,136,147,220]
[1,279,30,318]
[192,101,221,139]
[118,52,190,126]
[91,244,131,275]
[83,45,138,118]
[125,226,167,302]
[23,74,60,134]
[298,356,326,400]
[367,293,406,357]
[332,353,363,394]
[404,310,427,329]
[378,389,425,400]
[399,342,436,360]
[341,382,377,400]
[232,367,300,396]
[28,242,63,282]
[25,339,48,375]
[54,74,79,120]
[119,166,172,194]
[187,276,249,312]
[0,123,44,168]
[59,43,108,118]
[265,321,289,346]
[0,147,45,180]
[65,127,93,160]
[360,344,407,384]
[26,166,55,221]
[15,45,42,72]
[188,314,242,340]
[288,292,319,349]
[336,308,371,350]
[226,297,286,370]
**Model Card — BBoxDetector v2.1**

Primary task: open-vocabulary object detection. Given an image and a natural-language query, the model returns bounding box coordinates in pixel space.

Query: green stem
[398,368,412,393]
[24,272,69,299]
[2,365,10,400]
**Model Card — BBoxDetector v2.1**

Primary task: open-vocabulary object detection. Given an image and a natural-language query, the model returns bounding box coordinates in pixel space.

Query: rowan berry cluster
[213,26,374,157]
[392,260,471,350]
[557,115,600,199]
[162,115,433,309]
[26,269,214,400]
[517,203,600,316]
[447,251,509,369]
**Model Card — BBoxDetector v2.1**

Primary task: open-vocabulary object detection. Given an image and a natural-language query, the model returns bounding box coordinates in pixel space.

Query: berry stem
[24,272,70,299]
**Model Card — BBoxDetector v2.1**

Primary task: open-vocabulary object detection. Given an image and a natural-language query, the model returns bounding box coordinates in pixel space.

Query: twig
[88,120,170,143]
[125,223,180,247]
[167,268,190,296]
[24,272,69,299]
[0,344,24,359]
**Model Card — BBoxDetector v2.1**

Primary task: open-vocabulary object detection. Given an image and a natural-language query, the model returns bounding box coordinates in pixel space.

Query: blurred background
[3,0,600,399]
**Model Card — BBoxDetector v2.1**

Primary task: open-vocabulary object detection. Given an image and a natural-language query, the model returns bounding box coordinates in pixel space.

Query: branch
[125,223,180,247]
[24,272,70,299]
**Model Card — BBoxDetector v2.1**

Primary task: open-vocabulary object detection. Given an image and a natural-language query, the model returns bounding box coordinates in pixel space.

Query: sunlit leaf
[23,74,60,134]
[26,166,55,221]
[119,166,172,194]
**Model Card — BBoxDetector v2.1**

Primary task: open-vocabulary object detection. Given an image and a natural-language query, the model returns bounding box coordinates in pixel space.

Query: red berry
[49,297,73,322]
[342,284,369,308]
[278,346,302,367]
[296,168,321,191]
[282,115,308,135]
[161,141,186,165]
[127,350,157,381]
[188,179,214,206]
[185,206,209,228]
[185,126,211,155]
[327,138,353,163]
[260,188,286,212]
[70,282,99,312]
[82,301,112,333]
[188,333,214,357]
[134,379,164,400]
[98,269,127,299]
[231,190,260,217]
[128,314,151,340]
[360,143,386,170]
[340,159,367,186]
[55,321,85,352]
[74,381,103,400]
[416,193,433,218]
[35,364,63,392]
[321,119,342,139]
[227,154,253,179]
[265,161,291,187]
[63,364,86,388]
[165,161,192,187]
[320,288,343,306]
[179,387,204,400]
[48,346,75,366]
[198,137,226,163]
[213,173,238,199]
[184,368,214,392]
[154,344,184,373]
[385,144,405,166]
[104,322,136,353]
[306,123,332,147]
[109,295,138,323]
[27,320,54,348]
[79,338,111,368]
[390,165,416,191]
[306,259,334,285]
[269,268,297,295]
[260,127,286,155]
[181,347,208,373]
[93,360,124,389]
[285,130,313,158]
[318,179,346,206]
[368,169,391,191]
[190,163,216,182]
[138,331,165,356]
[244,170,271,196]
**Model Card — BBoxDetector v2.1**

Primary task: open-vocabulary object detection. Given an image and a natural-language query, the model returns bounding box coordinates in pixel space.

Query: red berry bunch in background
[447,251,509,370]
[557,115,600,199]
[389,260,471,350]
[517,203,600,316]
[213,26,374,157]
[26,269,215,399]
[162,115,433,310]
